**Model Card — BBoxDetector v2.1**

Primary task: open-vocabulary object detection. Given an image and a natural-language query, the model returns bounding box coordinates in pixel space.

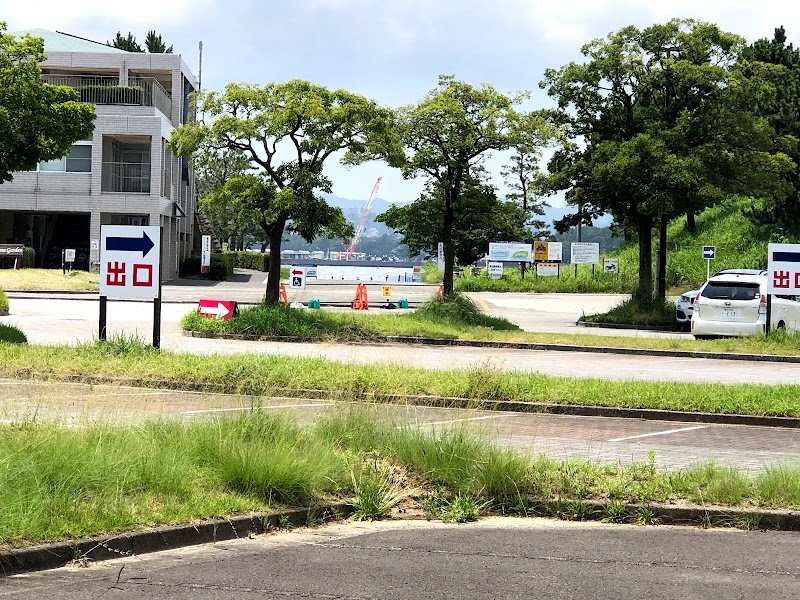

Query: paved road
[4,518,800,598]
[3,380,798,473]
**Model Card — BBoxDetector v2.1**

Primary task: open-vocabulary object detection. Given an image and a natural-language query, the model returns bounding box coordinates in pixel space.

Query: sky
[5,0,800,206]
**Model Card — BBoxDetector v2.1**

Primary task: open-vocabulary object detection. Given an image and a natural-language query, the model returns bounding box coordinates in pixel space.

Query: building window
[38,143,92,173]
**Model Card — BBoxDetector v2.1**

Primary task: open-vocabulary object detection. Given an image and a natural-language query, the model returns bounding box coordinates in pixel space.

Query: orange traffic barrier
[351,283,369,310]
[437,285,444,298]
[279,284,288,305]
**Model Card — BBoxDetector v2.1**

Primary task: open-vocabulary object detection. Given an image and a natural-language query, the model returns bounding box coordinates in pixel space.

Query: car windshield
[701,282,760,301]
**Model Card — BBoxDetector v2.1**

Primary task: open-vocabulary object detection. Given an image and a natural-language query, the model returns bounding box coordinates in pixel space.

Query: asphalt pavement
[4,519,800,599]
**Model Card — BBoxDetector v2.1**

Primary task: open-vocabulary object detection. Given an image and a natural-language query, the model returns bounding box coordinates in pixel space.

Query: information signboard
[768,243,800,294]
[488,242,533,262]
[536,262,559,277]
[570,242,600,265]
[488,261,504,279]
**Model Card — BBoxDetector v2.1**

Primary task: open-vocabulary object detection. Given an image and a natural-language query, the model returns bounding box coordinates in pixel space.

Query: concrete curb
[183,330,800,364]
[0,504,353,576]
[576,320,679,332]
[531,500,800,531]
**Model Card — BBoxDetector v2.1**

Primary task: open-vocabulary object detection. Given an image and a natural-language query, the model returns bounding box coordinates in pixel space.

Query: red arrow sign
[291,269,303,276]
[197,299,237,320]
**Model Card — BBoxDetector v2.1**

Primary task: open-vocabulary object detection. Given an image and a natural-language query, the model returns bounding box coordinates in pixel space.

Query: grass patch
[579,297,677,328]
[0,269,99,292]
[3,410,800,548]
[0,323,27,344]
[181,292,521,339]
[3,341,800,417]
[0,288,7,313]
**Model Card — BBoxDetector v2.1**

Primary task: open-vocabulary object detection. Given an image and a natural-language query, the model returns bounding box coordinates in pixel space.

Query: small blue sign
[702,246,716,260]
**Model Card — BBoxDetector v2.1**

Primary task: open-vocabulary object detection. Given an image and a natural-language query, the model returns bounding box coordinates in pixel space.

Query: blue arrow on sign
[773,251,800,262]
[106,231,155,257]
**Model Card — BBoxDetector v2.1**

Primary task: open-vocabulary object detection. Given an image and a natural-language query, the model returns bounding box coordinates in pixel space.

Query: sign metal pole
[99,296,107,341]
[152,227,163,349]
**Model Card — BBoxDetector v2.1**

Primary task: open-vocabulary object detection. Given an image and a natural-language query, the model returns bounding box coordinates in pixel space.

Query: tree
[144,31,173,53]
[742,27,800,237]
[169,80,395,303]
[378,174,529,266]
[108,31,143,52]
[388,75,554,294]
[194,147,256,248]
[541,19,793,303]
[0,24,96,183]
[108,31,173,53]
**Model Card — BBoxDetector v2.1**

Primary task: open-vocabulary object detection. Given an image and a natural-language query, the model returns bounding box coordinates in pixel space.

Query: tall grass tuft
[412,293,519,331]
[0,323,27,344]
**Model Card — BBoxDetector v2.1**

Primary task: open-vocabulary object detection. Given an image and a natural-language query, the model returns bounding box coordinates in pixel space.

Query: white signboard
[537,262,559,277]
[100,225,161,299]
[488,261,503,279]
[289,265,306,289]
[571,242,600,265]
[603,258,619,273]
[437,242,445,271]
[201,235,211,274]
[488,242,533,262]
[768,243,800,294]
[64,249,76,263]
[547,242,563,262]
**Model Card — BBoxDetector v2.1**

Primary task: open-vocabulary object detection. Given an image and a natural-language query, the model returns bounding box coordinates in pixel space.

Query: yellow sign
[534,241,549,262]
[382,286,392,297]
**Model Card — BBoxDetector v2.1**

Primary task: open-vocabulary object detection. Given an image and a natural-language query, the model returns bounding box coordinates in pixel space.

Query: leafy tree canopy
[169,79,394,302]
[387,74,556,294]
[0,23,96,183]
[377,173,529,267]
[108,31,173,53]
[541,18,794,302]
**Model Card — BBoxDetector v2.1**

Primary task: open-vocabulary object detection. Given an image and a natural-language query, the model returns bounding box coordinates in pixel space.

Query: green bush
[0,323,27,344]
[77,85,144,105]
[0,247,35,269]
[179,253,235,280]
[0,288,7,313]
[229,251,269,272]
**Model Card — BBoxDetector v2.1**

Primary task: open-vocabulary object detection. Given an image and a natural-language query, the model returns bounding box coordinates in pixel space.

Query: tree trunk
[264,219,286,304]
[686,211,696,233]
[656,213,668,302]
[442,195,455,295]
[637,214,654,306]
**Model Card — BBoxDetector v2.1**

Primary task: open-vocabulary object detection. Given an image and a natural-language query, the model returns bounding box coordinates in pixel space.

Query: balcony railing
[101,162,151,194]
[42,75,172,117]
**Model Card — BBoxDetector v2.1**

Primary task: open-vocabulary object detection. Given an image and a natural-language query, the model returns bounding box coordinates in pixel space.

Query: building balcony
[42,75,172,118]
[101,162,151,194]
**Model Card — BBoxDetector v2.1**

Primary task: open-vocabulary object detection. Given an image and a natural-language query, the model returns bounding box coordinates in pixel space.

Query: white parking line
[608,425,708,443]
[417,414,516,427]
[183,402,335,415]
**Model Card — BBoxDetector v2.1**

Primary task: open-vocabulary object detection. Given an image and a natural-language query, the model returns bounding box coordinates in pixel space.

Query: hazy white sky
[6,0,800,204]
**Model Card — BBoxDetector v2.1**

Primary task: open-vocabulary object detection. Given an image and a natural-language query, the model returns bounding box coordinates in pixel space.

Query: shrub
[0,323,27,344]
[180,253,235,280]
[229,251,269,272]
[0,288,7,313]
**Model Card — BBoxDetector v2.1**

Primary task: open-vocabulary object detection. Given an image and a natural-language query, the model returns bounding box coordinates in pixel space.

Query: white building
[0,29,198,279]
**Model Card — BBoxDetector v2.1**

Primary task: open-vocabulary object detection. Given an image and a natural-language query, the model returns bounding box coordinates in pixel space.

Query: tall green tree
[388,75,554,294]
[377,174,529,267]
[0,24,95,183]
[541,19,793,303]
[108,31,143,52]
[144,31,173,53]
[742,26,800,237]
[194,148,256,250]
[169,80,394,303]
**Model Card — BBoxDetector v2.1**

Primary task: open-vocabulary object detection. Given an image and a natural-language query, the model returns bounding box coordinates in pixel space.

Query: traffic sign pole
[99,295,107,341]
[152,227,163,350]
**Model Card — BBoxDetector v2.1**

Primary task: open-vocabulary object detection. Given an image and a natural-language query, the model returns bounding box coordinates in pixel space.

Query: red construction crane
[345,176,382,260]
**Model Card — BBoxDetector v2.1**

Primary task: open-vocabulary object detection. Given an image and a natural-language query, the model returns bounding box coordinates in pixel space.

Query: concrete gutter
[0,504,353,575]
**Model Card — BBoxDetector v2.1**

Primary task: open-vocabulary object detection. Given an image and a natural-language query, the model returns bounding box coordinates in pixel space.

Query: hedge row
[180,253,236,280]
[229,251,269,272]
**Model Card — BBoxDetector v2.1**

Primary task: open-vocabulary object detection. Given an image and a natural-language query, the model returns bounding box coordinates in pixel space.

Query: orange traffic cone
[279,284,288,305]
[437,285,444,298]
[351,283,369,310]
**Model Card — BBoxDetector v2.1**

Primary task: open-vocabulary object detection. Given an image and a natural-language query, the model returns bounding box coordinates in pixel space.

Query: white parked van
[691,269,800,338]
